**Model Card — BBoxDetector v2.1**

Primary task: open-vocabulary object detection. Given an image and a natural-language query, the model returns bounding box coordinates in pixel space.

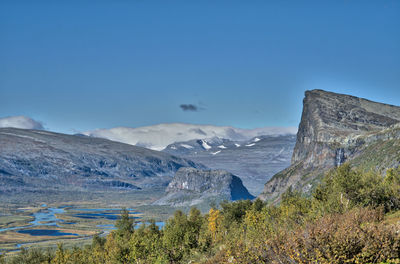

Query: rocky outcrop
[155,167,255,206]
[292,90,400,167]
[0,128,205,195]
[259,90,400,202]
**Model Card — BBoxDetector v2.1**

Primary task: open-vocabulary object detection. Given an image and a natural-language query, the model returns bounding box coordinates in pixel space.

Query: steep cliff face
[260,90,400,202]
[155,167,254,206]
[292,90,400,167]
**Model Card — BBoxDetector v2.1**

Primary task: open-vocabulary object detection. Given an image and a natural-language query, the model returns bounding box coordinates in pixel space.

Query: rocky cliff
[155,167,255,207]
[259,90,400,201]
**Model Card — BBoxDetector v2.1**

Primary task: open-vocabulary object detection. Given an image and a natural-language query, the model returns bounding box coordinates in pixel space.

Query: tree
[104,208,135,263]
[163,210,189,262]
[115,208,134,237]
[207,208,222,242]
[52,244,68,264]
[129,221,164,263]
[220,200,252,231]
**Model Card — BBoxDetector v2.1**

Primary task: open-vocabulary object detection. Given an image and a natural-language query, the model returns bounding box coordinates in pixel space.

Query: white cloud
[83,123,297,151]
[0,116,45,130]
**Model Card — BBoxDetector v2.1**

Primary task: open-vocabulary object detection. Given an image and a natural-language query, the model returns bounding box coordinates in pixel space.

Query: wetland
[0,204,167,254]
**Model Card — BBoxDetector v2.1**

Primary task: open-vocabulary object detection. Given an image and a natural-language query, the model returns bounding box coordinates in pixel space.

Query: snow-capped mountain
[163,135,296,195]
[83,123,297,151]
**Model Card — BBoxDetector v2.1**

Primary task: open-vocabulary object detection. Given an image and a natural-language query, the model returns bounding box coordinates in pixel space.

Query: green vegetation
[350,138,400,172]
[2,164,400,263]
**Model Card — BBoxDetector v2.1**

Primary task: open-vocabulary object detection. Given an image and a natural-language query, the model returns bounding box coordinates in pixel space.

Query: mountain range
[0,123,294,205]
[82,123,296,151]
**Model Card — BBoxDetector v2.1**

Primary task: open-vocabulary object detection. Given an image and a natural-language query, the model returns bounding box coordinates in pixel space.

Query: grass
[0,215,34,230]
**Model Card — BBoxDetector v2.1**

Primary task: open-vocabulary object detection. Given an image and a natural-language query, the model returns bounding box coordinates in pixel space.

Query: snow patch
[234,143,241,147]
[253,137,261,142]
[276,148,284,155]
[180,144,194,149]
[211,151,221,155]
[217,145,227,149]
[200,140,212,150]
[245,143,256,147]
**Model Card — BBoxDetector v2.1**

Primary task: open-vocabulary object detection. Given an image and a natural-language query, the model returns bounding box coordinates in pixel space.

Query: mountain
[163,135,296,195]
[259,90,400,202]
[0,128,205,197]
[83,123,297,151]
[154,167,255,207]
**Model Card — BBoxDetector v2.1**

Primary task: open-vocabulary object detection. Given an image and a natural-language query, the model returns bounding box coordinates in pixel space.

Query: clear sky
[1,0,399,133]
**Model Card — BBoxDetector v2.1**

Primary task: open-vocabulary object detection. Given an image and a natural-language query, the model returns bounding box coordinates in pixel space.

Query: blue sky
[1,0,399,133]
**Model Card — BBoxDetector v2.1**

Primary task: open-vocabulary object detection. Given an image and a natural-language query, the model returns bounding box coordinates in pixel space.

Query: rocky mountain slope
[260,90,400,202]
[0,128,204,196]
[155,167,255,207]
[163,135,296,195]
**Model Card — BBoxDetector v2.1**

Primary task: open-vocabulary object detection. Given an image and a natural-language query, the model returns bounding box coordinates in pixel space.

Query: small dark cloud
[180,104,198,112]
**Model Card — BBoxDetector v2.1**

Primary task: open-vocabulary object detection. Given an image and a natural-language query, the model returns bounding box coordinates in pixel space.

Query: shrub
[271,207,400,264]
[313,164,400,214]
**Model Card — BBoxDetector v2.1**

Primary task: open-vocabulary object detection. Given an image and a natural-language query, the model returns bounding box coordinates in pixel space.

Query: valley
[1,90,399,262]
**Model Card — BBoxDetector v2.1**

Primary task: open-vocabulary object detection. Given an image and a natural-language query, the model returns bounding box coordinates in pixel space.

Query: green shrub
[313,164,400,214]
[270,207,400,264]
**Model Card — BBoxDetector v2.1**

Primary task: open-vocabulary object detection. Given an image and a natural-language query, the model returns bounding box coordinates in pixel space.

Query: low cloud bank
[0,116,44,130]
